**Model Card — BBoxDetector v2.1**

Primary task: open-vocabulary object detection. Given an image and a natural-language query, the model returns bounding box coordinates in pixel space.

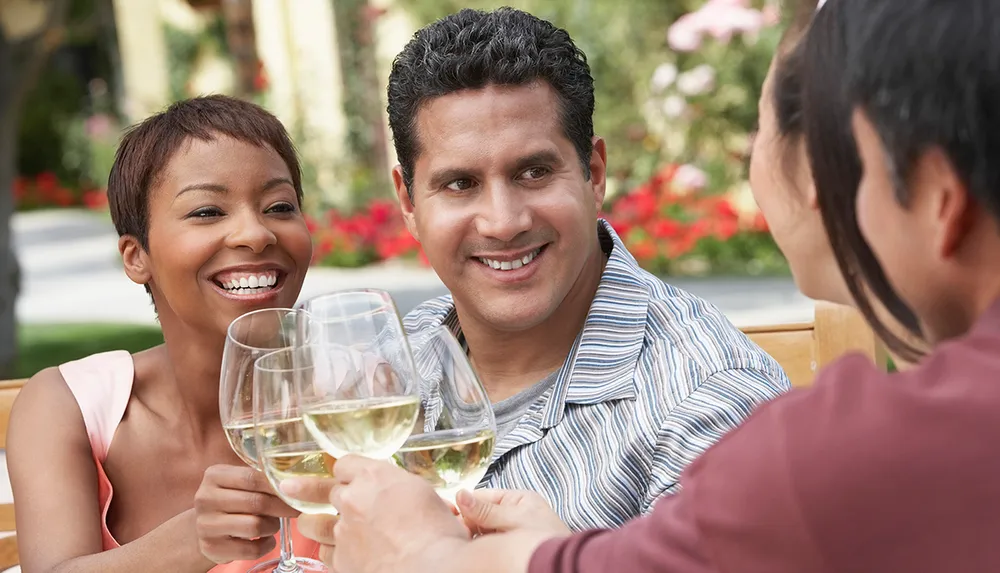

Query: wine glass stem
[275,517,300,573]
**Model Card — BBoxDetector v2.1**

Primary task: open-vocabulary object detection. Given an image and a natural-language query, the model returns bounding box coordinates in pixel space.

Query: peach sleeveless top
[59,350,320,571]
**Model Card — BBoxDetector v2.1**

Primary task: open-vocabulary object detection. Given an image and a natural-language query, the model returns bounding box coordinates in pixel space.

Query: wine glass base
[246,557,329,573]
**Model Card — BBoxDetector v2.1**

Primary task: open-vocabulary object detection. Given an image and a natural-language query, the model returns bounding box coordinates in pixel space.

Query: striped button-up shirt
[403,220,790,531]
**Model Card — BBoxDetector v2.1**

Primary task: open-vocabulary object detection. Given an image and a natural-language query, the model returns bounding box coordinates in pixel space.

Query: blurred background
[0,0,812,381]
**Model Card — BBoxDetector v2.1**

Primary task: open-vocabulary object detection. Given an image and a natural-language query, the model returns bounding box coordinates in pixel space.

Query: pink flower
[84,114,114,139]
[673,164,708,191]
[667,0,765,51]
[762,2,781,26]
[667,14,703,52]
[700,0,764,43]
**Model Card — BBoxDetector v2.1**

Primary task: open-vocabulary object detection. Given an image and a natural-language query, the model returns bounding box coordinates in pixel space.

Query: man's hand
[283,456,468,573]
[456,489,571,537]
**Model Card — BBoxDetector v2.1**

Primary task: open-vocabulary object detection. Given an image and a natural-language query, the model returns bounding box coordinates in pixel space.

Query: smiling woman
[6,95,321,573]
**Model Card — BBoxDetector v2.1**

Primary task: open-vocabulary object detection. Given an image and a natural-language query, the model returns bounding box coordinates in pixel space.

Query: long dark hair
[773,1,926,361]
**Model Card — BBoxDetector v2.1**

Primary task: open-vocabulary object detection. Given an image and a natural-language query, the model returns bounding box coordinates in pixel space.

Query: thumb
[456,489,519,532]
[280,477,336,505]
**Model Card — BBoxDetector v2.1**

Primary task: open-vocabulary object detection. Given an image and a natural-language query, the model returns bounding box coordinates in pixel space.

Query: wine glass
[392,325,497,505]
[296,289,421,460]
[221,308,327,573]
[254,346,339,517]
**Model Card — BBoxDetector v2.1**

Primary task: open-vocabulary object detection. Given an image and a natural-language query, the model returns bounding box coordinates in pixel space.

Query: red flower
[253,60,270,93]
[367,199,395,225]
[651,219,683,239]
[751,211,769,232]
[35,172,59,191]
[630,237,657,262]
[54,188,75,207]
[712,198,739,220]
[82,189,109,209]
[714,218,739,240]
[305,215,320,234]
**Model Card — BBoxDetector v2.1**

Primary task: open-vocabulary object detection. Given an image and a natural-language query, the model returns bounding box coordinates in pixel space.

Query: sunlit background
[0,0,811,385]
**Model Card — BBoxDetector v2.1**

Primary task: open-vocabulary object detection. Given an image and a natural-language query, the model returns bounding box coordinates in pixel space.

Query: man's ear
[589,136,608,210]
[119,235,152,287]
[393,165,419,241]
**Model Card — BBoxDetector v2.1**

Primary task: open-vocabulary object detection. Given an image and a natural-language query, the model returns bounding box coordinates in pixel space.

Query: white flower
[676,64,716,96]
[651,63,678,92]
[662,95,687,118]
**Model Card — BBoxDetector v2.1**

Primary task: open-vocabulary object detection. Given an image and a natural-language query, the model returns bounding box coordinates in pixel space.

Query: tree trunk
[0,37,23,379]
[221,0,260,98]
[0,0,71,378]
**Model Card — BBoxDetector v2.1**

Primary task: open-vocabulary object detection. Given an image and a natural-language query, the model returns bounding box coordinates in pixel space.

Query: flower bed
[306,164,786,277]
[605,164,786,276]
[14,173,108,211]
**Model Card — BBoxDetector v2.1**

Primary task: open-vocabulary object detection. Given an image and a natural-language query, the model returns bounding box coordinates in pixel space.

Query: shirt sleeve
[642,366,790,512]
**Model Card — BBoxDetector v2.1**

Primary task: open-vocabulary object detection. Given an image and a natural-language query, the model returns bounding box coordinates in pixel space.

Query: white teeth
[217,271,279,293]
[479,248,541,271]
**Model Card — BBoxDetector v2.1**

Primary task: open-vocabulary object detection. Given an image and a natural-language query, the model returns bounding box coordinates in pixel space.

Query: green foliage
[16,323,164,378]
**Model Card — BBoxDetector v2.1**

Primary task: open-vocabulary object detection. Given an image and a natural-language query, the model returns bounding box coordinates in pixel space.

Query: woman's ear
[119,235,152,287]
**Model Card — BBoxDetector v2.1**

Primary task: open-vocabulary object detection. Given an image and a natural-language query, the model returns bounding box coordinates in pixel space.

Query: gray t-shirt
[492,369,559,443]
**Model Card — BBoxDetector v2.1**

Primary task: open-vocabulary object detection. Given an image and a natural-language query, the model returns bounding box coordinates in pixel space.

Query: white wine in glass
[296,289,422,460]
[392,326,497,504]
[222,308,327,573]
[254,346,339,516]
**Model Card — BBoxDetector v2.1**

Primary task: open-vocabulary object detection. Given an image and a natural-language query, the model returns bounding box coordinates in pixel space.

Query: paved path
[12,209,813,327]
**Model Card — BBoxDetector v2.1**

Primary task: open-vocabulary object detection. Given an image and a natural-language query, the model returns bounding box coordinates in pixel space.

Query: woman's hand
[194,464,300,564]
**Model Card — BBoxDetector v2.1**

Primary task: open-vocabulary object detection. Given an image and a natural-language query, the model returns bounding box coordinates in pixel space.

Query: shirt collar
[441,219,650,429]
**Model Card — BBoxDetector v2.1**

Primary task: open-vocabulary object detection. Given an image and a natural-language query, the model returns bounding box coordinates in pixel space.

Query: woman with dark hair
[755,0,926,362]
[7,96,321,571]
[287,1,1000,571]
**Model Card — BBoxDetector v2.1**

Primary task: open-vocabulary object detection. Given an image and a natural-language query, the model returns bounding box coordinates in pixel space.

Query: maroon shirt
[530,301,1000,573]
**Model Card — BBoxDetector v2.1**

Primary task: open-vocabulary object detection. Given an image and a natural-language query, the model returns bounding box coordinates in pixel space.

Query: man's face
[852,109,971,342]
[394,81,607,333]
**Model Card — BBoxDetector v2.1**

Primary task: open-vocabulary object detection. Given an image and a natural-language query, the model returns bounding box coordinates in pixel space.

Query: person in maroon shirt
[285,0,1000,570]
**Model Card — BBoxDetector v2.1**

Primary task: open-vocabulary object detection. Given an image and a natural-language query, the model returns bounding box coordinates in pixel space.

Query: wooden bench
[741,301,888,387]
[0,378,25,571]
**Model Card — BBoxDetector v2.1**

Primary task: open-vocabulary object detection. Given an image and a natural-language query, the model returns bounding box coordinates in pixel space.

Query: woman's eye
[266,202,297,214]
[188,207,223,219]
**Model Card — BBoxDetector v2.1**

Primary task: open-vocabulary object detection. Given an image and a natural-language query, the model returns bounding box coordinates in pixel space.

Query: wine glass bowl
[221,308,304,468]
[392,326,497,504]
[254,345,339,515]
[296,289,422,460]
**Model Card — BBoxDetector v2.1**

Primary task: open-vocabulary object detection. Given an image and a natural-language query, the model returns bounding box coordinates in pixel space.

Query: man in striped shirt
[384,7,790,530]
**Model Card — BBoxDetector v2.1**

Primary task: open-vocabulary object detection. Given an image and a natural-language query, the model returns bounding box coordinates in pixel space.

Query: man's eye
[521,166,550,181]
[446,179,476,192]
